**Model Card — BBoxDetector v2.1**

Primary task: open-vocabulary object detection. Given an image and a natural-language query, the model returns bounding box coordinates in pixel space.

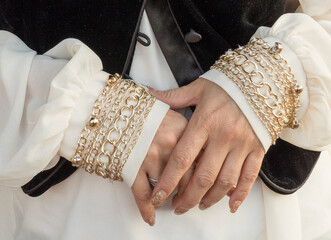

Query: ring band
[148,177,159,189]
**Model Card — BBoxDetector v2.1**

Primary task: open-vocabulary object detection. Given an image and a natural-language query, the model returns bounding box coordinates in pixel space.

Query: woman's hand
[150,78,265,215]
[131,109,187,226]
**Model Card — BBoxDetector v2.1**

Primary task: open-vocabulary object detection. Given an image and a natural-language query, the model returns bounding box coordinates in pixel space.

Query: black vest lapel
[145,0,203,87]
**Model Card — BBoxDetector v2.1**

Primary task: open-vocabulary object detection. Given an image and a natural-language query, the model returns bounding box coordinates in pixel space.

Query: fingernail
[174,207,189,215]
[199,202,210,211]
[152,190,166,206]
[148,216,155,226]
[230,201,241,213]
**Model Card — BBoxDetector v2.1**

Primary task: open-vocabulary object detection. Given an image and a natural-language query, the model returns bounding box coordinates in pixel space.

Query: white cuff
[201,37,307,152]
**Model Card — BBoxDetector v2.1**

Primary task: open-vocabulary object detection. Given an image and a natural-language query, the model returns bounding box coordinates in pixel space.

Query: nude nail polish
[199,202,210,210]
[174,207,189,215]
[152,190,166,206]
[230,201,242,213]
[148,216,155,226]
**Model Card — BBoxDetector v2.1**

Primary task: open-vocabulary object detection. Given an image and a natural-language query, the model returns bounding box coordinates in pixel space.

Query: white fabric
[0,32,168,188]
[0,2,331,240]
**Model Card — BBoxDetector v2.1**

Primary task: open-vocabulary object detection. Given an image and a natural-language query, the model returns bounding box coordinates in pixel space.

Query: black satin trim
[21,157,77,197]
[145,0,203,87]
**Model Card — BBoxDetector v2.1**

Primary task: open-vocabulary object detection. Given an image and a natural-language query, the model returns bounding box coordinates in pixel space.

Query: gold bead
[106,74,119,86]
[72,154,82,164]
[269,42,283,55]
[89,117,99,128]
[294,84,304,94]
[292,119,300,129]
[256,39,264,45]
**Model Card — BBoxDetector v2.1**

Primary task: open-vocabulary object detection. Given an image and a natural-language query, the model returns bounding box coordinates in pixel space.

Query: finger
[199,150,245,210]
[176,149,203,198]
[150,83,200,109]
[178,163,196,197]
[172,162,195,208]
[172,142,226,214]
[132,171,155,226]
[229,151,264,213]
[151,113,208,207]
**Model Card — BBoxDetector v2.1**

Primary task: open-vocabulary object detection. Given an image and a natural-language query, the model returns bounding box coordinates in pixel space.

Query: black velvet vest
[0,0,320,195]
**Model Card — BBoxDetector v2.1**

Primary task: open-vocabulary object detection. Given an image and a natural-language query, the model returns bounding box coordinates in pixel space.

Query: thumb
[149,84,199,109]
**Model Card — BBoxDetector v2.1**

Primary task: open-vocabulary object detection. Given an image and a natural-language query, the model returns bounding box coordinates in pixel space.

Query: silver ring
[148,177,159,189]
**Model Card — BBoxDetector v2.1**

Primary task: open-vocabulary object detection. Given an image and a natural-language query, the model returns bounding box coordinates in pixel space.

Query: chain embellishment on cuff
[211,39,302,144]
[71,73,156,181]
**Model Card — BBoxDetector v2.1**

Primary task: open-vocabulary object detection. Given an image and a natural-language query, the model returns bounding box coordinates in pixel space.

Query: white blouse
[1,0,331,239]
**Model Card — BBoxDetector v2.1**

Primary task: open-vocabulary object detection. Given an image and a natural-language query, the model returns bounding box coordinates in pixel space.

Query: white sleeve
[202,2,331,152]
[0,31,168,187]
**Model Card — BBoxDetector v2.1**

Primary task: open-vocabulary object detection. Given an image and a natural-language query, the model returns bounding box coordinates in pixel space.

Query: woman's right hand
[131,109,188,226]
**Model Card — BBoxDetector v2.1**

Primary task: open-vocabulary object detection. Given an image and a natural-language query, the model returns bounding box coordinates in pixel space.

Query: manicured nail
[148,216,155,226]
[152,190,166,206]
[230,201,241,213]
[174,207,189,215]
[199,202,210,211]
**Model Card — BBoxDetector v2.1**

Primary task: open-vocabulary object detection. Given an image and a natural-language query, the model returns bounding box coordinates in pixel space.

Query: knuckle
[164,132,178,147]
[242,172,258,183]
[222,116,248,140]
[196,174,215,189]
[244,132,256,144]
[147,146,159,160]
[255,149,265,159]
[173,151,191,171]
[216,177,236,190]
[224,123,241,140]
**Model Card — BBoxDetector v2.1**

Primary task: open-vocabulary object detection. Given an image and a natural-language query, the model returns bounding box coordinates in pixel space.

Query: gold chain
[71,74,156,181]
[211,39,302,144]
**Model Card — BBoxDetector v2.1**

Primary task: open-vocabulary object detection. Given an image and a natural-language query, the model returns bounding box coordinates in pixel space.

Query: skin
[131,109,188,226]
[150,78,265,218]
